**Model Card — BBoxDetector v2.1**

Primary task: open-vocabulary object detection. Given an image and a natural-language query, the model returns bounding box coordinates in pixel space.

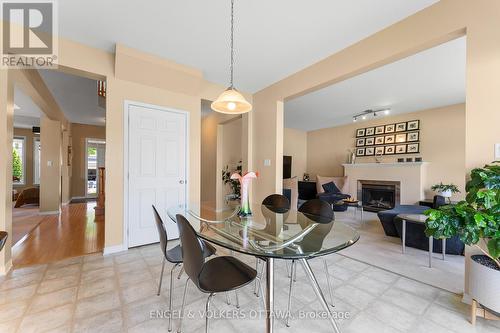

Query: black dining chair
[152,206,216,332]
[175,214,260,333]
[285,199,335,326]
[262,193,291,213]
[253,194,291,296]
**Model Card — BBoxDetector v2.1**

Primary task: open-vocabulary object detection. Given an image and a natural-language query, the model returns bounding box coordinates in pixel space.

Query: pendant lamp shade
[211,87,252,114]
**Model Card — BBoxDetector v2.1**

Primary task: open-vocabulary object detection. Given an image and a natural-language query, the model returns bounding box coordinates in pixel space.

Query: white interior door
[127,103,187,247]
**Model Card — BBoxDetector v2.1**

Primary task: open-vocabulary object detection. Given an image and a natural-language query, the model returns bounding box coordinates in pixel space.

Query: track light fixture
[352,108,391,122]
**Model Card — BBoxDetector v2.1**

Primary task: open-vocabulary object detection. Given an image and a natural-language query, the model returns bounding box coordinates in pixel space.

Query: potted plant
[222,161,242,201]
[431,182,460,201]
[425,163,499,321]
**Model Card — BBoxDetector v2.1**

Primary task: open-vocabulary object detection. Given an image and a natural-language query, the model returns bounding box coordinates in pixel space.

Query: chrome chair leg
[299,259,341,333]
[168,263,180,332]
[157,257,166,296]
[205,293,216,333]
[286,260,291,278]
[255,276,265,309]
[235,290,240,308]
[255,260,265,297]
[177,266,184,280]
[286,260,295,327]
[293,260,297,282]
[225,292,231,305]
[177,278,190,333]
[323,259,335,307]
[254,259,260,295]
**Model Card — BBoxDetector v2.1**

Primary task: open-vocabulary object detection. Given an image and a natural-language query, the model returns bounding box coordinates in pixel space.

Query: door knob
[179,180,184,184]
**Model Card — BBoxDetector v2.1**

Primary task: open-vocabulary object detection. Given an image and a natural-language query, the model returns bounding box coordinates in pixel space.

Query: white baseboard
[70,196,86,201]
[103,244,128,256]
[0,259,13,276]
[39,210,60,215]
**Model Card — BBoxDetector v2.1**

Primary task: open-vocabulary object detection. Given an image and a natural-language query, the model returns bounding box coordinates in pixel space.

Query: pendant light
[211,0,252,114]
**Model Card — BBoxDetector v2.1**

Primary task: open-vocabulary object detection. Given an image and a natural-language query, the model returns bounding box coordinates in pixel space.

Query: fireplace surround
[357,180,401,212]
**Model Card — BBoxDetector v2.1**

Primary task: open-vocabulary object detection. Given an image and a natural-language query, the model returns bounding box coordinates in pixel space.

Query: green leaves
[425,163,500,265]
[431,182,460,193]
[487,238,500,260]
[12,149,22,180]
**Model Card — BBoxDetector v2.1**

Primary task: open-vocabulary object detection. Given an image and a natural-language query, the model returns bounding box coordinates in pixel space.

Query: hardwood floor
[12,203,44,245]
[12,201,104,267]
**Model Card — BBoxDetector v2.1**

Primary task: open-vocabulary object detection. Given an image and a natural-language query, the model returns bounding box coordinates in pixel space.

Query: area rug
[334,210,464,294]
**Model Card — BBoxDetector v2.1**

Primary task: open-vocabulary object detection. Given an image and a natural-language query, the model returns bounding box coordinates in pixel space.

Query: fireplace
[357,180,400,212]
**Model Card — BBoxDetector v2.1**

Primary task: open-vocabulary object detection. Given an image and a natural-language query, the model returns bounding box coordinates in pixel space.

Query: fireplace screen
[360,182,399,212]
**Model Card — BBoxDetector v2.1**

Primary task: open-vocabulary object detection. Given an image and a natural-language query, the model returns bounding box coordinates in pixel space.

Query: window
[12,137,26,185]
[33,138,41,185]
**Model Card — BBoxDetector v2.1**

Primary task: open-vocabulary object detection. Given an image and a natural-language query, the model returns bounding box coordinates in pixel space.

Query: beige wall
[306,104,466,201]
[39,116,62,213]
[283,127,307,179]
[103,45,253,251]
[250,0,500,298]
[216,117,243,211]
[13,128,40,192]
[70,123,106,198]
[201,113,219,209]
[1,35,253,268]
[200,109,240,210]
[252,0,500,205]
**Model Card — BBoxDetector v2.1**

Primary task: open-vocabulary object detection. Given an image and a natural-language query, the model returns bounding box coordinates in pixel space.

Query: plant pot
[469,255,500,314]
[438,189,452,198]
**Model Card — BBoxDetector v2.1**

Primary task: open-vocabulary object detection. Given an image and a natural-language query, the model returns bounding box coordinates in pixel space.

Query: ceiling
[284,37,466,131]
[38,70,105,126]
[13,88,42,129]
[57,0,438,92]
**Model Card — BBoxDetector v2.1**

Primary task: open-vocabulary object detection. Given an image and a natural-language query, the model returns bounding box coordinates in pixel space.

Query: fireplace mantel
[342,162,429,205]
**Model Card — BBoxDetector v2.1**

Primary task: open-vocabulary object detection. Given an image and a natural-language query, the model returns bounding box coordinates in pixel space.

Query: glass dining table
[167,202,360,333]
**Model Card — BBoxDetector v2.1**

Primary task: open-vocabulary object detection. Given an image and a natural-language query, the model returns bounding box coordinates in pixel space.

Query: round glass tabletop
[167,202,360,260]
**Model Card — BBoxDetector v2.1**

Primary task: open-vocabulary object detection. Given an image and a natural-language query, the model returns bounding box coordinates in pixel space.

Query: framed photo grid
[354,120,420,156]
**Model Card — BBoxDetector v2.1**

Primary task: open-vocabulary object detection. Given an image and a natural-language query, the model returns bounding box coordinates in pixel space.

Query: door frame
[85,138,106,198]
[123,100,190,249]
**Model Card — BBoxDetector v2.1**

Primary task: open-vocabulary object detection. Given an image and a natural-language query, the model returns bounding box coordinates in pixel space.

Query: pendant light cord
[230,0,234,88]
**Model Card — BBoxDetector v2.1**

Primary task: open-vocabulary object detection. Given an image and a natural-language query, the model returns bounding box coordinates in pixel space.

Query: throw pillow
[322,181,341,194]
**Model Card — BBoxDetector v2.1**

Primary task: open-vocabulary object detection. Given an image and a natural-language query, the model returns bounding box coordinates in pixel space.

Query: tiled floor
[0,243,498,333]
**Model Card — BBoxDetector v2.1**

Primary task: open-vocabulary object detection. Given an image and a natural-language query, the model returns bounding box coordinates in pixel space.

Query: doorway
[85,138,106,198]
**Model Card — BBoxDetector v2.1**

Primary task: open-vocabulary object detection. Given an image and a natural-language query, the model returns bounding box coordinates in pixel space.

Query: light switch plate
[264,159,271,166]
[495,143,500,160]
[47,160,52,167]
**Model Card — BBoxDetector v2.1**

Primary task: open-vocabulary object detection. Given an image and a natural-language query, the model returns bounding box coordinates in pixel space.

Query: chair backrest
[176,214,205,283]
[298,199,334,223]
[433,195,446,208]
[262,194,290,213]
[152,205,168,258]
